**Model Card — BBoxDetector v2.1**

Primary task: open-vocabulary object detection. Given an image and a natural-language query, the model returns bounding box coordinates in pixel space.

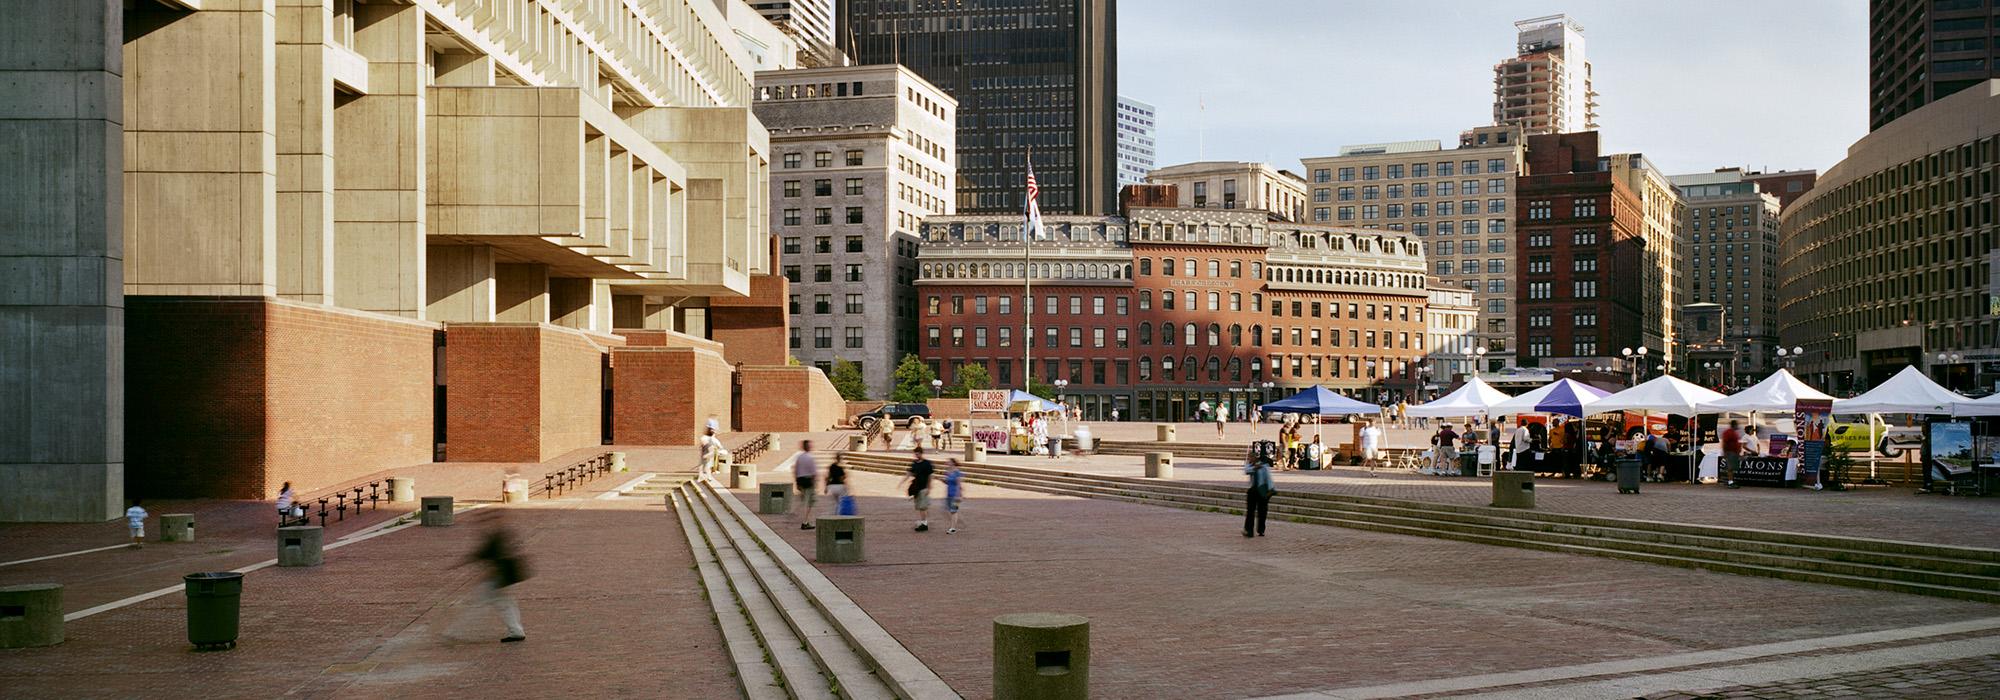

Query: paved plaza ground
[2,426,1996,699]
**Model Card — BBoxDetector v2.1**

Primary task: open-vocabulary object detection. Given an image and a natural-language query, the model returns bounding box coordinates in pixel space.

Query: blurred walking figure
[793,439,819,530]
[275,482,295,523]
[462,514,530,642]
[697,420,724,478]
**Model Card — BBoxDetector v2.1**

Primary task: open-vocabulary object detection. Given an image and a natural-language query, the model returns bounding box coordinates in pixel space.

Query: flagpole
[1023,146,1033,396]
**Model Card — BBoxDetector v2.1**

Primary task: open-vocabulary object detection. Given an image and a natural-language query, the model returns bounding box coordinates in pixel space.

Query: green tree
[1026,377,1057,400]
[829,358,869,401]
[945,362,991,398]
[889,354,938,403]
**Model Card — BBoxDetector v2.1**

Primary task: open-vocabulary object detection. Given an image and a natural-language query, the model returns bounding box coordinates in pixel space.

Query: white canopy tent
[1699,368,1835,413]
[1406,377,1513,418]
[1834,365,1965,415]
[1587,375,1728,416]
[1954,393,2000,417]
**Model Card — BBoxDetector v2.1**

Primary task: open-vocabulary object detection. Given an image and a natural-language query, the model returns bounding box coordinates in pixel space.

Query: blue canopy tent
[1006,390,1059,413]
[1259,385,1382,416]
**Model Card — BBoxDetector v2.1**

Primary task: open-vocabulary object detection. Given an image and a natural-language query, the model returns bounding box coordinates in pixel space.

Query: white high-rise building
[1494,14,1597,135]
[1116,96,1158,191]
[753,0,840,66]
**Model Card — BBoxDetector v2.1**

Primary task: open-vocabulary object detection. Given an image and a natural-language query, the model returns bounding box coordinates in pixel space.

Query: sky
[1118,1,1869,177]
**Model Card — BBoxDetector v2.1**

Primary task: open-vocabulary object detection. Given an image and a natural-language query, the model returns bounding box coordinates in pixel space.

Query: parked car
[855,403,931,431]
[1828,421,1923,457]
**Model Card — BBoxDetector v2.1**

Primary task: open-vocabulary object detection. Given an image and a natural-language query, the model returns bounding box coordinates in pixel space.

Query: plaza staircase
[835,453,2000,604]
[665,472,957,700]
[1093,439,1250,461]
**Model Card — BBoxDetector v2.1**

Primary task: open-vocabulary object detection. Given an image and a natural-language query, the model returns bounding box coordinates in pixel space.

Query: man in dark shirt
[1720,420,1743,489]
[898,447,936,532]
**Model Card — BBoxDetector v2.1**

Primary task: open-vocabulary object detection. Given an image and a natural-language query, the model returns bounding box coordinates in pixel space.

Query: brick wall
[736,365,843,432]
[126,297,435,499]
[609,345,734,446]
[709,274,788,366]
[443,324,620,463]
[926,398,972,419]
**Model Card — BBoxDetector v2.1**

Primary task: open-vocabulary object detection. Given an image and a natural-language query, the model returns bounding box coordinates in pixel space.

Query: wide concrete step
[834,455,2000,604]
[684,481,895,700]
[669,487,792,700]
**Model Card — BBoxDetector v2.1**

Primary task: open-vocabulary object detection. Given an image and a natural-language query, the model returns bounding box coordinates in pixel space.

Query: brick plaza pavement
[0,447,737,699]
[958,421,2000,549]
[1636,654,2000,699]
[736,459,2000,699]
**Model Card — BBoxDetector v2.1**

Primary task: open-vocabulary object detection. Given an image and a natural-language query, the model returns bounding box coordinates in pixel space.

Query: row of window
[783,236,867,255]
[782,264,866,283]
[789,327,869,349]
[1525,198,1601,220]
[1524,280,1601,300]
[1524,310,1601,328]
[780,207,867,226]
[1314,180,1509,202]
[1432,239,1510,255]
[1317,204,1507,222]
[781,150,865,169]
[1523,336,1602,359]
[1524,230,1600,247]
[791,293,868,315]
[927,352,1418,389]
[1310,159,1512,183]
[1521,255,1598,273]
[925,322,1425,352]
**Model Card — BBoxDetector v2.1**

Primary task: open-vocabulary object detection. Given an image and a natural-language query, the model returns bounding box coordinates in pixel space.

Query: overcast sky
[1118,1,1868,177]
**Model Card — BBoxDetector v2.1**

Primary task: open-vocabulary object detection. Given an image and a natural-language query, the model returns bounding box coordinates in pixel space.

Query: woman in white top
[276,481,295,523]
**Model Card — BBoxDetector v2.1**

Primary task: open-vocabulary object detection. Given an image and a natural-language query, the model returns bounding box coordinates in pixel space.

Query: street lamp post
[1777,345,1805,371]
[1620,346,1649,386]
[1473,345,1488,373]
[1936,352,1964,390]
[931,378,943,398]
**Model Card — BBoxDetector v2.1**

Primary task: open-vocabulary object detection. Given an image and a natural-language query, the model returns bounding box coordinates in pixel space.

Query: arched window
[1207,323,1220,346]
[1138,322,1153,346]
[1163,258,1176,276]
[1139,258,1152,276]
[1252,262,1264,279]
[1229,357,1243,382]
[921,264,932,277]
[1206,356,1221,381]
[1207,260,1220,277]
[1184,355,1199,382]
[1161,291,1175,310]
[1229,261,1242,278]
[1138,356,1152,381]
[1184,323,1197,346]
[1184,259,1196,277]
[1206,292,1220,310]
[1183,291,1196,310]
[1161,323,1176,346]
[1230,324,1243,346]
[1122,264,1132,279]
[1252,293,1263,312]
[1138,290,1153,311]
[1251,324,1263,347]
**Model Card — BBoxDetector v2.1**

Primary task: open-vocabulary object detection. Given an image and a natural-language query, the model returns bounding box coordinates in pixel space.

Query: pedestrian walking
[1110,408,1120,422]
[461,514,529,643]
[275,481,295,523]
[1214,402,1227,439]
[1243,446,1276,537]
[1359,420,1384,474]
[792,439,819,530]
[897,447,936,532]
[942,459,966,534]
[1720,419,1744,488]
[1432,424,1459,472]
[1508,418,1533,470]
[826,456,850,515]
[1250,406,1261,433]
[125,499,148,548]
[697,421,724,478]
[1197,400,1212,424]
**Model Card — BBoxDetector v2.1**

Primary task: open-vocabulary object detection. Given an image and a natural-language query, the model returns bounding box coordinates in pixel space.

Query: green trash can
[184,572,243,650]
[1458,451,1478,477]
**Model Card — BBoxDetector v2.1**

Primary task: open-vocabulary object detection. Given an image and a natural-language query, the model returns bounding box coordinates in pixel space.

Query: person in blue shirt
[1243,448,1276,537]
[943,459,966,534]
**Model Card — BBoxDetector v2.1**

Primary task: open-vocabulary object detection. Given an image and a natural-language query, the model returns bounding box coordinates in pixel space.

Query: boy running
[125,499,148,547]
[943,459,966,534]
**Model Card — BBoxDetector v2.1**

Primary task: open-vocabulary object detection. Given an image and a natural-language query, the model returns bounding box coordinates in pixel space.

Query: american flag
[1024,162,1044,240]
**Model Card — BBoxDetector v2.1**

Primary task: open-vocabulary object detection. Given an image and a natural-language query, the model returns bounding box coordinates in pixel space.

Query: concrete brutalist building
[754,64,957,397]
[1,0,848,522]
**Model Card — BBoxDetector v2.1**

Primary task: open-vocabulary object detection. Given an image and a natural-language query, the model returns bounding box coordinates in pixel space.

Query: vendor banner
[1795,398,1832,487]
[969,390,1009,413]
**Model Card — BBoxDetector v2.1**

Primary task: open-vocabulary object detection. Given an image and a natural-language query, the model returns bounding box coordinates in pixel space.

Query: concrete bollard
[730,462,759,491]
[993,613,1089,700]
[964,442,987,463]
[1156,424,1176,442]
[814,516,865,563]
[848,434,866,452]
[760,481,793,514]
[610,451,627,472]
[160,513,196,543]
[1492,471,1536,509]
[277,526,324,567]
[388,477,415,502]
[1144,452,1174,479]
[420,496,454,526]
[0,584,64,648]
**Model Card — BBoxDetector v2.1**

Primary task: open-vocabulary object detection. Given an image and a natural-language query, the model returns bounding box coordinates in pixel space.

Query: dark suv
[856,403,931,430]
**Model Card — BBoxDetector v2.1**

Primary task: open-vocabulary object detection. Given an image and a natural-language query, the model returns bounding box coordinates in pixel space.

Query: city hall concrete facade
[1,0,840,521]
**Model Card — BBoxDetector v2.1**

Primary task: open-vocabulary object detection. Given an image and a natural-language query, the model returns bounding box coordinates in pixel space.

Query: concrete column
[992,613,1089,700]
[277,525,324,566]
[433,52,492,86]
[274,0,336,305]
[335,2,426,318]
[0,0,125,522]
[548,277,593,330]
[424,244,495,322]
[494,263,549,323]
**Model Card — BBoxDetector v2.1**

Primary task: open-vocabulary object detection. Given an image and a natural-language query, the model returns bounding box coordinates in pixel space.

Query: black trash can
[184,572,243,650]
[1616,458,1645,494]
[1458,451,1478,477]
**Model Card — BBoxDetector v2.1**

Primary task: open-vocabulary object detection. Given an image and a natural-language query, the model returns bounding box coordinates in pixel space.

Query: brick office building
[917,198,1429,421]
[1515,132,1648,372]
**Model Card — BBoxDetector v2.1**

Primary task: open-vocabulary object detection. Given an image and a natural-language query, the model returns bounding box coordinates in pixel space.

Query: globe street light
[931,378,943,397]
